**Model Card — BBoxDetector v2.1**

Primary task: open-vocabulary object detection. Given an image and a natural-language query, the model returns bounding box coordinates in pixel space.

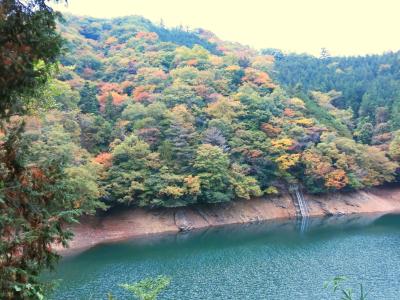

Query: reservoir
[49,213,400,299]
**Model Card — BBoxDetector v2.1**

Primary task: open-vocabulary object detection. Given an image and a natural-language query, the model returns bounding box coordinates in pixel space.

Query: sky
[53,0,400,56]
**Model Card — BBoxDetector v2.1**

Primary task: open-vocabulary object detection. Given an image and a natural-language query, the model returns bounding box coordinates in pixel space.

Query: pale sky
[53,0,400,56]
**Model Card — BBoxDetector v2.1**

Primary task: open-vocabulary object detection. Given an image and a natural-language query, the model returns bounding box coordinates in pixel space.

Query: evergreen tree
[79,82,99,113]
[104,93,118,121]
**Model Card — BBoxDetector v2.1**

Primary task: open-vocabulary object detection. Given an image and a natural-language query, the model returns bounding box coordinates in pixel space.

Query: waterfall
[289,184,310,233]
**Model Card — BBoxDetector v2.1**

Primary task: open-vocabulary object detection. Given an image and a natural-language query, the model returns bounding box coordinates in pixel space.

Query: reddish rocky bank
[57,186,400,255]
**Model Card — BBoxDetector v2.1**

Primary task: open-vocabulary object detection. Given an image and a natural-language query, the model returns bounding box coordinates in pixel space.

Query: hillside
[269,50,400,144]
[30,14,400,208]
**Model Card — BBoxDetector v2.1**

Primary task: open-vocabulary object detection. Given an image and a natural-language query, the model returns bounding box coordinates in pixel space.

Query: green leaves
[0,121,104,299]
[120,275,171,300]
[324,276,369,300]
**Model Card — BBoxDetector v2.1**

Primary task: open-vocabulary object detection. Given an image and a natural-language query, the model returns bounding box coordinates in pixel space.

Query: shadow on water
[48,212,400,300]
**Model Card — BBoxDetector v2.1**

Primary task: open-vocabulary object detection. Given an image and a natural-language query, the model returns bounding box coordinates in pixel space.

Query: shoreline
[56,186,400,256]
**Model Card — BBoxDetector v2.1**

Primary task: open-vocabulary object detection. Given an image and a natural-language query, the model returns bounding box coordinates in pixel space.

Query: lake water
[48,213,400,299]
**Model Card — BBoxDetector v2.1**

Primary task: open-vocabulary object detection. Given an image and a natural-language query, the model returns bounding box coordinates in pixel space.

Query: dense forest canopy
[1,8,400,298]
[43,14,399,206]
[269,50,400,138]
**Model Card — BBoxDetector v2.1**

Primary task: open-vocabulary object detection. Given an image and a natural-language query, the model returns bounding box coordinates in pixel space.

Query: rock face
[57,186,400,255]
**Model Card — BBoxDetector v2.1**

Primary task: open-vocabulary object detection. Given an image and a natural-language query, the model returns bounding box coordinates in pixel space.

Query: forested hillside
[34,15,400,207]
[269,50,400,144]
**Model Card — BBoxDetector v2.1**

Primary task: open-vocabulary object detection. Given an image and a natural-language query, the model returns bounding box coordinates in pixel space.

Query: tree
[0,1,99,298]
[389,131,400,162]
[104,134,152,204]
[166,105,197,169]
[0,122,105,299]
[79,82,99,113]
[193,144,233,203]
[354,122,373,144]
[78,114,112,153]
[104,93,118,121]
[202,127,229,152]
[0,0,65,118]
[320,47,331,59]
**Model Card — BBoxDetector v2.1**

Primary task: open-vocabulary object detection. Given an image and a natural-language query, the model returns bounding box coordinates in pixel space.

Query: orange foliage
[302,151,332,177]
[254,72,270,85]
[242,68,275,88]
[261,123,282,137]
[135,31,158,41]
[133,85,155,102]
[248,149,263,158]
[30,166,46,181]
[137,67,168,81]
[283,108,296,117]
[99,82,123,94]
[105,36,118,45]
[93,152,113,168]
[110,92,127,105]
[325,169,348,189]
[186,59,198,66]
[98,83,128,108]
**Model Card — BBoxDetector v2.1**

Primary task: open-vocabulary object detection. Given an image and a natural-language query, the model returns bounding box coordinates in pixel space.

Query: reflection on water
[49,213,400,300]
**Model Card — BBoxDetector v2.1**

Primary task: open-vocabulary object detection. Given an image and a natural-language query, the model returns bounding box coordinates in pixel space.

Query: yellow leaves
[209,56,223,66]
[158,175,200,198]
[265,186,279,195]
[287,97,305,109]
[389,131,400,161]
[159,186,185,198]
[225,65,240,71]
[105,36,118,45]
[145,152,162,169]
[294,118,314,127]
[275,153,300,170]
[205,96,243,121]
[184,175,201,194]
[174,45,210,67]
[271,138,294,151]
[251,55,274,71]
[170,104,195,124]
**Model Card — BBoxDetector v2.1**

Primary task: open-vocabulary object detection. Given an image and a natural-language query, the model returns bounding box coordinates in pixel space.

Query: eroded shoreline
[56,186,400,255]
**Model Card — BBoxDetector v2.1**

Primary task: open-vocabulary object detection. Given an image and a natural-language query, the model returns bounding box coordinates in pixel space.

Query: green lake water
[49,213,400,299]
